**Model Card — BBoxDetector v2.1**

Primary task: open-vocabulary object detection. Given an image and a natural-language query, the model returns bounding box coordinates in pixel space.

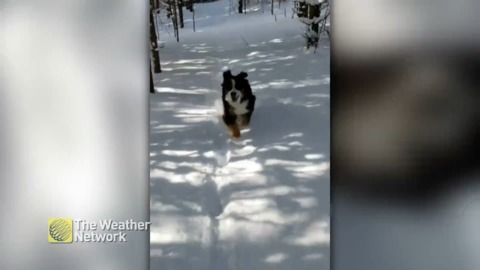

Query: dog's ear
[238,71,248,79]
[223,70,232,79]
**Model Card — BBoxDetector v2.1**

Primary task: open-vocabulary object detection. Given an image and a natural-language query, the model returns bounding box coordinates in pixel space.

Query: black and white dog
[221,70,256,138]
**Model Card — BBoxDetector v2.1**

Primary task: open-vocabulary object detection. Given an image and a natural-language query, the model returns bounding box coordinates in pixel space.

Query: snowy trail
[150,2,330,269]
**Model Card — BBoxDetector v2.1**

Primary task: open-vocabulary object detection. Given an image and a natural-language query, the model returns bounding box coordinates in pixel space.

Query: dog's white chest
[225,90,250,115]
[229,100,249,115]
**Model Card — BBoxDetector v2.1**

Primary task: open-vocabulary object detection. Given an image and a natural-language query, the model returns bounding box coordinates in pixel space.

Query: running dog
[221,70,256,138]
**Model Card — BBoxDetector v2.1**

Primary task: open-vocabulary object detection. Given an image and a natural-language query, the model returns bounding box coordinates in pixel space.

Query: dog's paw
[227,124,241,138]
[232,131,241,138]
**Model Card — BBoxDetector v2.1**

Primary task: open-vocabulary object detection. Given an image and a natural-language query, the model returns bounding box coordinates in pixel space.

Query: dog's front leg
[240,95,256,128]
[223,114,240,138]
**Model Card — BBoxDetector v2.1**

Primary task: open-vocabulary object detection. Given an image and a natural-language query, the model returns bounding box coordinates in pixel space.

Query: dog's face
[222,70,249,103]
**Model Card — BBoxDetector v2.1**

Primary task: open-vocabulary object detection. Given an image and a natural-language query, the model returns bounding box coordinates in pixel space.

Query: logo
[48,218,73,243]
[47,218,151,244]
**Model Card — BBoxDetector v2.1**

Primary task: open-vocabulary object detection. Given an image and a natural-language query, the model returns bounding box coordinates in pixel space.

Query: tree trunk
[238,0,243,13]
[309,4,320,36]
[178,0,184,29]
[150,0,161,73]
[172,0,180,42]
[193,6,196,32]
[271,0,274,15]
[305,4,320,49]
[150,67,155,93]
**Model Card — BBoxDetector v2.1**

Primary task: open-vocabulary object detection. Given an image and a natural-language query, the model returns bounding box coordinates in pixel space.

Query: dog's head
[222,70,250,103]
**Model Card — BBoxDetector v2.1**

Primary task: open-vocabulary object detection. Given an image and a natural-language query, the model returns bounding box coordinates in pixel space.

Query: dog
[221,70,256,138]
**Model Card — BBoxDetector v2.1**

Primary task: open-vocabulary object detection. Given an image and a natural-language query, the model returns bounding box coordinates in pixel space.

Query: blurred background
[0,1,149,270]
[333,0,480,269]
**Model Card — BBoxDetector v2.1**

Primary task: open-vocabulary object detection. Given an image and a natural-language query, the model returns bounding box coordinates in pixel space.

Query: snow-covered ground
[150,1,330,269]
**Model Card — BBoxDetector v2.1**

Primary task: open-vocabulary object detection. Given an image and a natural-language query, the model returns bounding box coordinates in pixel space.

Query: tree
[150,0,162,94]
[178,0,185,29]
[185,0,196,32]
[150,0,161,74]
[238,0,247,13]
[170,0,180,41]
[294,0,329,51]
[238,0,243,13]
[150,65,155,93]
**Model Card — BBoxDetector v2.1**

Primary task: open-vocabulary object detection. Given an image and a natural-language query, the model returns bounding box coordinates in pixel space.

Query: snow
[150,1,329,269]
